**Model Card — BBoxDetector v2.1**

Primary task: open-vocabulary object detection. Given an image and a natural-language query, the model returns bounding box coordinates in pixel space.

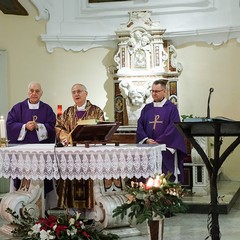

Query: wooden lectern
[71,122,120,147]
[175,120,240,240]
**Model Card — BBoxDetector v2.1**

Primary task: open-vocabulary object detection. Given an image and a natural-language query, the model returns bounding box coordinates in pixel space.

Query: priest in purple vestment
[6,82,57,209]
[136,79,187,183]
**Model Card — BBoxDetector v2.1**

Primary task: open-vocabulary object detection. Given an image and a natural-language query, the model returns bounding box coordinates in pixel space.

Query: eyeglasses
[150,89,164,93]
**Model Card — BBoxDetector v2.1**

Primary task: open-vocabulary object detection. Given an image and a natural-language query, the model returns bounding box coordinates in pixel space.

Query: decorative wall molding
[30,0,240,52]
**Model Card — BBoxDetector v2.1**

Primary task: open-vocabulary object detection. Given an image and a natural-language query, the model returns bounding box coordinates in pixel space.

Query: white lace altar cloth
[0,144,166,180]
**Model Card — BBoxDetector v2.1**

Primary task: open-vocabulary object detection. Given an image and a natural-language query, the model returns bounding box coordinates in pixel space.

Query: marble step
[183,180,240,214]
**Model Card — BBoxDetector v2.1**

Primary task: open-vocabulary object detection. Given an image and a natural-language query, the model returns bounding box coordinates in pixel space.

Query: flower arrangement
[112,173,188,225]
[6,208,119,240]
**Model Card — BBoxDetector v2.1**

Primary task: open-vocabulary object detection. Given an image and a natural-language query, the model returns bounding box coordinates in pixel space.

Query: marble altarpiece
[113,11,182,127]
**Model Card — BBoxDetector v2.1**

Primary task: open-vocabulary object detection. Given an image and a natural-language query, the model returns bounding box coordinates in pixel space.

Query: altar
[0,143,165,229]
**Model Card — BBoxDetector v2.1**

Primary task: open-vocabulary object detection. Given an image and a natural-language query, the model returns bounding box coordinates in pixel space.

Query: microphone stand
[207,88,214,119]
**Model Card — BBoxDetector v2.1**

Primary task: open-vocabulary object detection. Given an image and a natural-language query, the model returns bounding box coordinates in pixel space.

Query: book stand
[71,122,120,147]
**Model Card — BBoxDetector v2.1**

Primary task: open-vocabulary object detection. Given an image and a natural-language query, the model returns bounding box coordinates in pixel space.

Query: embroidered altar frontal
[0,144,166,180]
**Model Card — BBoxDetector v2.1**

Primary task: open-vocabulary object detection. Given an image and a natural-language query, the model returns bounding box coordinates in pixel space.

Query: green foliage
[6,207,38,237]
[112,174,188,225]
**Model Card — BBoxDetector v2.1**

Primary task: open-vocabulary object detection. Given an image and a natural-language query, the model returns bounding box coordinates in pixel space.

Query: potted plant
[112,173,188,240]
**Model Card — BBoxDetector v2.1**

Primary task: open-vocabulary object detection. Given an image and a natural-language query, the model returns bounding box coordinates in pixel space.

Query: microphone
[207,87,214,119]
[55,111,69,148]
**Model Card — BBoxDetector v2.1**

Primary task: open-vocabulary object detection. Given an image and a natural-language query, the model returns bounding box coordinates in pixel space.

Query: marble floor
[0,181,240,240]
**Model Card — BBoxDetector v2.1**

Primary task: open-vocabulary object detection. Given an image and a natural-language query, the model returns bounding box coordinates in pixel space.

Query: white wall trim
[30,0,240,52]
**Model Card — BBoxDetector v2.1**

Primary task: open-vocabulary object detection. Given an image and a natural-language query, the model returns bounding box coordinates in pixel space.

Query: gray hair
[71,83,88,92]
[28,82,43,93]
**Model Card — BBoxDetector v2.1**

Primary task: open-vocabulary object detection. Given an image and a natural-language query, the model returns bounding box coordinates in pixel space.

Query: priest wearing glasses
[136,79,186,183]
[55,83,104,214]
[55,83,104,146]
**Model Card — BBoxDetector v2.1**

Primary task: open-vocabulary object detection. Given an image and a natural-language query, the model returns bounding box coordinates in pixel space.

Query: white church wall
[0,50,8,119]
[0,4,115,120]
[177,40,240,181]
[177,40,240,121]
[0,1,240,180]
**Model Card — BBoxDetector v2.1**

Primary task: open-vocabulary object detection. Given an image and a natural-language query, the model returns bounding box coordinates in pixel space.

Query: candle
[145,177,154,190]
[0,116,6,138]
[57,105,62,116]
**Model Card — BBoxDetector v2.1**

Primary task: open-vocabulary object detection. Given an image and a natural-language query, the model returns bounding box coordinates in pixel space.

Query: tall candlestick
[0,116,6,139]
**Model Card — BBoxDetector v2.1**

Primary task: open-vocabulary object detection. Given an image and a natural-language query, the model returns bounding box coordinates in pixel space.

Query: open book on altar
[77,119,98,125]
[70,120,120,145]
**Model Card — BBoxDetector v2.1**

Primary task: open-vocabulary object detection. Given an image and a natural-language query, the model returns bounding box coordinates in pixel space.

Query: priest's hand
[62,135,71,146]
[145,138,157,144]
[25,121,38,131]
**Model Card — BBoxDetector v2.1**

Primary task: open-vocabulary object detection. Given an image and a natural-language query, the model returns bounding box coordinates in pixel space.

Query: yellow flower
[69,217,75,226]
[76,212,81,221]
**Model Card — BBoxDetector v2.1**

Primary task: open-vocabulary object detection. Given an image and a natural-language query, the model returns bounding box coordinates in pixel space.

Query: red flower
[81,230,91,238]
[54,224,68,237]
[38,215,57,229]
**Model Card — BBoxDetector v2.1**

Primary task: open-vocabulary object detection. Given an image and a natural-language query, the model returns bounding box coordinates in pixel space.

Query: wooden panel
[112,133,136,144]
[182,166,192,189]
[0,0,28,15]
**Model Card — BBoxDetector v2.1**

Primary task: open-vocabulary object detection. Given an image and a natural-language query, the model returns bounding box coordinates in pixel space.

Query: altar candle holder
[0,138,8,148]
[0,115,8,147]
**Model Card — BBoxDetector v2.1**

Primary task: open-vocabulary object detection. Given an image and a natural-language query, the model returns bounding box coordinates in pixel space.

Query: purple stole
[76,110,86,120]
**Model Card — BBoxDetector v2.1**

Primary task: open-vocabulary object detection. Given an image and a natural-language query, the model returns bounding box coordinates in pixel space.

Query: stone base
[183,180,240,214]
[0,223,15,236]
[104,226,142,238]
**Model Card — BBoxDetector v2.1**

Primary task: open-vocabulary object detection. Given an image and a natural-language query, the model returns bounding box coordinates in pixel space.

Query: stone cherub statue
[119,80,151,125]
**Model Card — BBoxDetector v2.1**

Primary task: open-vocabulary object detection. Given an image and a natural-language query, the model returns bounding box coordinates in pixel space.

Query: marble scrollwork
[169,45,183,74]
[127,30,152,69]
[0,179,43,223]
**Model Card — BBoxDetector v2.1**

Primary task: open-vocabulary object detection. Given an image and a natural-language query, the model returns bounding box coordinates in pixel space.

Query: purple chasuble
[6,99,56,194]
[7,99,56,144]
[136,100,186,183]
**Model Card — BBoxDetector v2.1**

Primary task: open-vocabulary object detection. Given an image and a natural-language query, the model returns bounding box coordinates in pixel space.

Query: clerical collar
[77,102,87,111]
[28,100,40,109]
[153,98,167,107]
